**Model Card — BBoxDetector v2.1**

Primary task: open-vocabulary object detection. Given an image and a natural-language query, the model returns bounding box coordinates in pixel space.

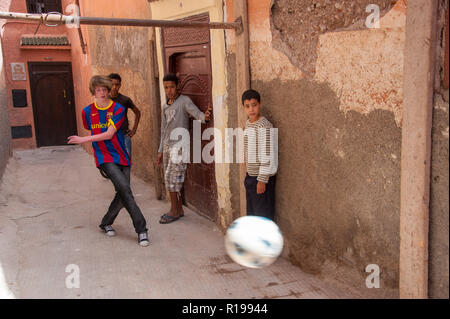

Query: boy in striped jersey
[68,75,149,247]
[242,89,278,220]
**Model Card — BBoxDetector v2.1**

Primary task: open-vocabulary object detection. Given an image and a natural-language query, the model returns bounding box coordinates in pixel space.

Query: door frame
[160,12,218,220]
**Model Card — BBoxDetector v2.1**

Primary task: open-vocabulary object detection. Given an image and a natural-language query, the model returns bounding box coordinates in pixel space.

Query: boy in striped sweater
[242,89,278,220]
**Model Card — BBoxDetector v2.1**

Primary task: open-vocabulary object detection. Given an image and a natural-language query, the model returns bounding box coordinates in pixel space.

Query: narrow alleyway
[0,146,375,299]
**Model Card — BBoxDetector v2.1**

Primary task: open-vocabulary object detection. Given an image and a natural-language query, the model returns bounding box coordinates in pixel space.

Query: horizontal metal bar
[0,11,242,31]
[78,16,240,29]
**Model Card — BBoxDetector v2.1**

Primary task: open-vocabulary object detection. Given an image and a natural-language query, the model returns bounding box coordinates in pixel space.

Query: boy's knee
[119,186,133,199]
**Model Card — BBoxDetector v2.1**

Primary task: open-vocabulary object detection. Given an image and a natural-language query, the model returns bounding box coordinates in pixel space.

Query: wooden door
[162,13,218,221]
[28,62,77,147]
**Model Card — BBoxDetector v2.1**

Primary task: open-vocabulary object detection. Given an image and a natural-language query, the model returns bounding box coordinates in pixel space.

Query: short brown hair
[89,75,112,95]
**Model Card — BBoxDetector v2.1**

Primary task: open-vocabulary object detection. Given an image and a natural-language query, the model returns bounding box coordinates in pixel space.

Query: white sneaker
[138,232,149,247]
[103,225,116,237]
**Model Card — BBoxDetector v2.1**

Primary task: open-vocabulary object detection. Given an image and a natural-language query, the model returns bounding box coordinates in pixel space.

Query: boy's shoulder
[112,101,125,110]
[260,117,273,127]
[246,116,273,128]
[178,94,193,103]
[82,103,94,114]
[113,93,133,106]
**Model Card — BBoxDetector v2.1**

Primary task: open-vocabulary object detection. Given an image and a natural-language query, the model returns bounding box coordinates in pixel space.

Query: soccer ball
[225,216,284,268]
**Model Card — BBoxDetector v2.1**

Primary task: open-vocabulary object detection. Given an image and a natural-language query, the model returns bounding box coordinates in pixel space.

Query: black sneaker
[101,225,116,237]
[138,232,149,247]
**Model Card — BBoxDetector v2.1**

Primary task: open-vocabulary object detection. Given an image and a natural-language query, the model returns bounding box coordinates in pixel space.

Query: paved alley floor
[0,146,377,299]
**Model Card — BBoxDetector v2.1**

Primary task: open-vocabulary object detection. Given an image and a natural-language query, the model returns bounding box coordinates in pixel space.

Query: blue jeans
[124,135,132,159]
[99,163,147,234]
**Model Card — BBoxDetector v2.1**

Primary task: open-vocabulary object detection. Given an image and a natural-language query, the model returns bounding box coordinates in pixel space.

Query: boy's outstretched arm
[67,125,117,145]
[184,98,212,123]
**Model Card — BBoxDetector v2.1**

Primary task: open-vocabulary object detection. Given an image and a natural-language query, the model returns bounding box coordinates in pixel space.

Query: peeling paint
[315,28,405,126]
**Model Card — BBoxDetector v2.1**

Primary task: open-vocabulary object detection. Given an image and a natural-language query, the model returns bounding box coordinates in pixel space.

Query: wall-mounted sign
[11,63,26,81]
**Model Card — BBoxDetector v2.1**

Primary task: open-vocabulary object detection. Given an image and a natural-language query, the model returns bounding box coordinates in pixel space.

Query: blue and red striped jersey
[82,100,131,167]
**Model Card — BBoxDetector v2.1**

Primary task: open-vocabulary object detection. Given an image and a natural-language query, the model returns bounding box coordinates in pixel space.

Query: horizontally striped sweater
[244,116,278,183]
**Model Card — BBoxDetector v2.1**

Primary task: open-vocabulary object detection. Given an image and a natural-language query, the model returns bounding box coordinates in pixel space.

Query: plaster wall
[1,0,71,150]
[0,0,12,178]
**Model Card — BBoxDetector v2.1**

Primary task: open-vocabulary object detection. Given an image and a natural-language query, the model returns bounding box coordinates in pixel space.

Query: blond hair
[89,75,112,95]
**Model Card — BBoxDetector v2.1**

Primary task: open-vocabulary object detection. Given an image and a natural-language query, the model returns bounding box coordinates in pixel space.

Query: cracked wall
[270,0,396,77]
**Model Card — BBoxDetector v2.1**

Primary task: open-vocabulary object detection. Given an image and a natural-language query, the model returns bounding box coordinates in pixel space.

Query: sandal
[160,213,184,218]
[159,213,180,224]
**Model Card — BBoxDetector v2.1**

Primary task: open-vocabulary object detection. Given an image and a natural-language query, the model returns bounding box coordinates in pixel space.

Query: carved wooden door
[28,62,77,147]
[162,13,218,221]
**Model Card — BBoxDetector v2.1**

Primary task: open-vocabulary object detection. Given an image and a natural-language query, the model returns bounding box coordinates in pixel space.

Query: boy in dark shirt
[108,73,141,158]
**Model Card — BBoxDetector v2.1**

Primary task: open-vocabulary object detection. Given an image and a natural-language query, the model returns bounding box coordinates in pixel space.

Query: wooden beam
[233,0,250,217]
[400,0,439,299]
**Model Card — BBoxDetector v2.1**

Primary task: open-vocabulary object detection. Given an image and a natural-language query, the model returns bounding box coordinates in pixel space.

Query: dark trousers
[244,174,276,220]
[99,163,147,234]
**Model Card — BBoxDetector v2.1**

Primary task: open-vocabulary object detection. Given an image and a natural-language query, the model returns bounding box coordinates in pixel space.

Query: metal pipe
[0,11,242,31]
[74,0,87,54]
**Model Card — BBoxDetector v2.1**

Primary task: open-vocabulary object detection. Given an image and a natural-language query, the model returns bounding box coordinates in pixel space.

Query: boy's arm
[127,99,141,137]
[184,98,208,123]
[68,125,116,144]
[81,109,90,130]
[257,125,278,183]
[158,107,166,153]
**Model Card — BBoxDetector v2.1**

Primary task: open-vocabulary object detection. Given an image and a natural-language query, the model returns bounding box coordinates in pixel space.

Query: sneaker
[102,225,116,237]
[138,232,149,247]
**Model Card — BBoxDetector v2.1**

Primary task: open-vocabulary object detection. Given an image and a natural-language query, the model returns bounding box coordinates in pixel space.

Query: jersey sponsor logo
[92,123,108,129]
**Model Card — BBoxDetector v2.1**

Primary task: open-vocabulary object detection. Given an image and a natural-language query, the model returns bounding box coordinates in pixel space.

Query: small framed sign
[11,63,27,81]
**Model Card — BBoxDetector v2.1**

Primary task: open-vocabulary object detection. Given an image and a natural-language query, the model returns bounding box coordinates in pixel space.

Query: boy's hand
[204,105,212,122]
[67,135,85,144]
[257,181,266,194]
[156,153,163,166]
[127,128,137,138]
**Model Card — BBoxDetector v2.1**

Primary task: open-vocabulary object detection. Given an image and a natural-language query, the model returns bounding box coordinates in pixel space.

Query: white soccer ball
[225,216,284,268]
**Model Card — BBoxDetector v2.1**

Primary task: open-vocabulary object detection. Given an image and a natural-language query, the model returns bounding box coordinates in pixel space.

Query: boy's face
[94,86,110,101]
[110,79,121,98]
[243,98,261,122]
[163,81,178,100]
